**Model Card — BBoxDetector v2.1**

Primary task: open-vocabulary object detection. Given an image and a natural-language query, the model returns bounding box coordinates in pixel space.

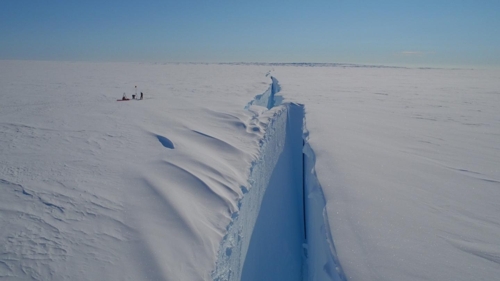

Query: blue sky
[1,0,499,67]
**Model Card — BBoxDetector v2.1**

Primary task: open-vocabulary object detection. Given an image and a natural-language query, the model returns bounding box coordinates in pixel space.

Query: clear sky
[1,0,499,67]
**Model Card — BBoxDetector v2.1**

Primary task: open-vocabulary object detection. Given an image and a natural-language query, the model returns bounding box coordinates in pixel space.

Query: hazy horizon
[2,1,499,69]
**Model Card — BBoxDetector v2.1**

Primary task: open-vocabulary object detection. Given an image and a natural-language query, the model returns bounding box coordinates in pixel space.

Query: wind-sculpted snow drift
[212,77,344,281]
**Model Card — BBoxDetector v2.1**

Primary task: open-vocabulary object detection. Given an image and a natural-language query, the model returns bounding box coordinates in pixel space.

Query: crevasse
[212,76,345,281]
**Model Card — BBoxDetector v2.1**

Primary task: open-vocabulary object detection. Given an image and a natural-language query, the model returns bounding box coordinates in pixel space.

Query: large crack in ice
[212,76,345,281]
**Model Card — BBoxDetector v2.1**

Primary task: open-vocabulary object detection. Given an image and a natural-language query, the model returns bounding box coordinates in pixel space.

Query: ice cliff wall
[212,77,344,281]
[240,103,305,281]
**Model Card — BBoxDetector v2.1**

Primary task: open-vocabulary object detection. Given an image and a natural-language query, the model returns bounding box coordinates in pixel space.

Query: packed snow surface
[275,66,500,281]
[0,61,270,281]
[1,61,500,281]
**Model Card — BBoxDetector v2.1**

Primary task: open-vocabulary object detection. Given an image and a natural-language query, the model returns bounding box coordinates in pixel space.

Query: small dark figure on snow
[140,92,143,100]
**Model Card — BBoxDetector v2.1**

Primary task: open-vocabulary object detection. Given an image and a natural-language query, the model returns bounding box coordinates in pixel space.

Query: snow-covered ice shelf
[1,61,500,281]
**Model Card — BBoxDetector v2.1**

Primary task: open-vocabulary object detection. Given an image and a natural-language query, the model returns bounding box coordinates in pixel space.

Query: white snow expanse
[1,61,499,281]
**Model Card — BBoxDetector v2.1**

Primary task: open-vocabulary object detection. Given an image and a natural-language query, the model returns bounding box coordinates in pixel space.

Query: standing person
[140,92,143,100]
[135,86,137,99]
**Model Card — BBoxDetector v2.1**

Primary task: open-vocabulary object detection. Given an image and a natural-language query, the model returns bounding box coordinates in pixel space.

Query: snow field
[276,66,500,281]
[1,61,499,281]
[1,61,340,281]
[0,61,274,280]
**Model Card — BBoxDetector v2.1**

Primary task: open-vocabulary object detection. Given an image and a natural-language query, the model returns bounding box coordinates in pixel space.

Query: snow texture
[276,66,500,281]
[1,61,500,281]
[0,61,270,281]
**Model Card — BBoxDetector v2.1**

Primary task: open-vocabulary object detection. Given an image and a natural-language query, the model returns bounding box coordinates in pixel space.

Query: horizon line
[0,59,486,70]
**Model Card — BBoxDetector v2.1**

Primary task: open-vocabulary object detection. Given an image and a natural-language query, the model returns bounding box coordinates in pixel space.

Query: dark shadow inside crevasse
[241,104,305,281]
